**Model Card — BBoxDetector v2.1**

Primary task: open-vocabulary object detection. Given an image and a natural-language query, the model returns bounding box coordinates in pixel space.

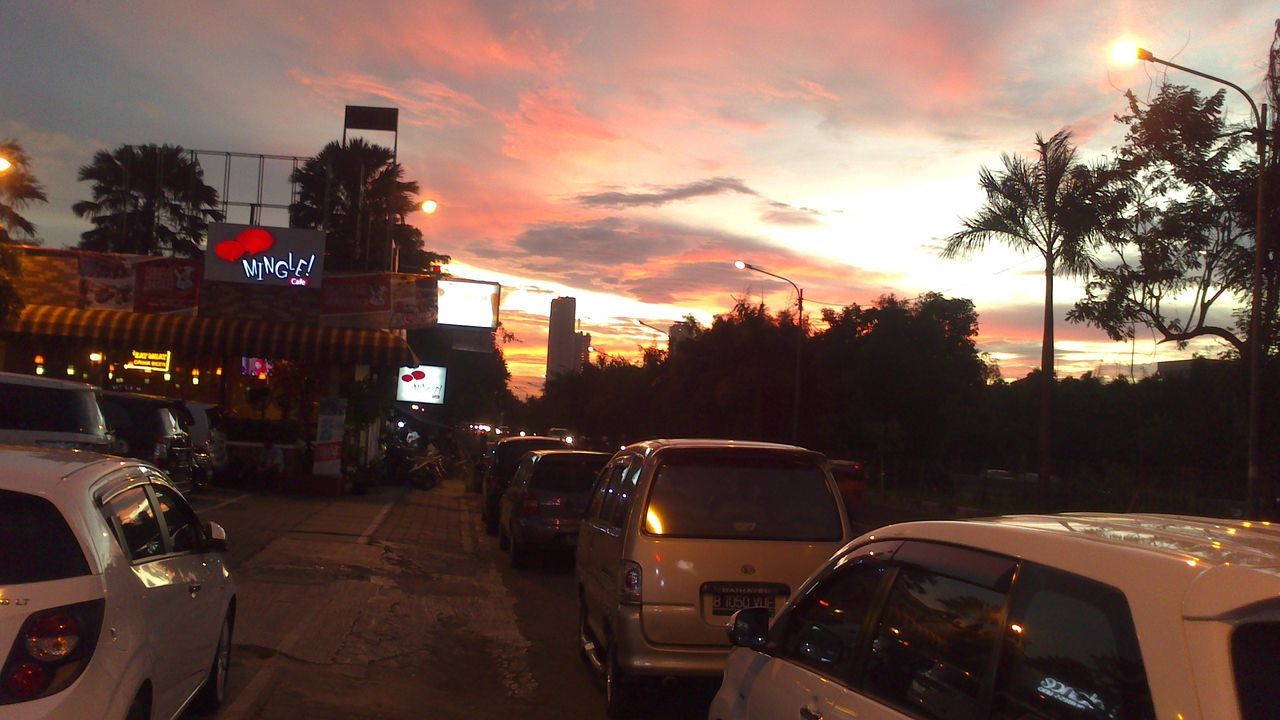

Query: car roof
[0,371,97,391]
[623,438,816,454]
[498,435,563,444]
[100,390,180,404]
[526,449,611,459]
[862,513,1280,618]
[0,444,150,497]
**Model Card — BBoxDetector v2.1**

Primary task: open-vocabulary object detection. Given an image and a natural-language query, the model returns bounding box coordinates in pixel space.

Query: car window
[1233,622,1280,720]
[606,458,641,527]
[0,385,106,436]
[592,458,629,525]
[991,562,1155,720]
[151,484,206,554]
[529,454,610,493]
[643,449,842,540]
[859,546,1012,719]
[512,456,535,487]
[773,542,897,682]
[103,486,166,561]
[586,460,618,521]
[0,489,91,584]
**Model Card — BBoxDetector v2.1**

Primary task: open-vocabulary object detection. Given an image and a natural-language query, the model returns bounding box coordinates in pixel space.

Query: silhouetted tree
[289,139,449,273]
[0,139,47,322]
[73,144,222,256]
[943,129,1117,505]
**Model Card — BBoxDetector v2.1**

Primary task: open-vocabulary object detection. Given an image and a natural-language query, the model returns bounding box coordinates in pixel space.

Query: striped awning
[4,304,416,367]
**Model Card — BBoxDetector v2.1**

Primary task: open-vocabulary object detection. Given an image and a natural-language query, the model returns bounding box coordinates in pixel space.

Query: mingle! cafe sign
[204,223,326,289]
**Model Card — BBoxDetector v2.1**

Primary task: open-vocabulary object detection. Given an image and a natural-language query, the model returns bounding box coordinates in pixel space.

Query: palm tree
[289,138,449,273]
[941,129,1115,504]
[0,139,48,322]
[73,144,222,257]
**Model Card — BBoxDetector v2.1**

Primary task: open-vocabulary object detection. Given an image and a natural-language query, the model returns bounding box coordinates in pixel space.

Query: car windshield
[0,385,106,436]
[530,454,609,493]
[0,489,91,584]
[644,448,843,541]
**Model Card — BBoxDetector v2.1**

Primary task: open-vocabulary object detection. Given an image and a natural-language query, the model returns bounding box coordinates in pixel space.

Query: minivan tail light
[0,599,104,705]
[521,492,540,517]
[619,561,643,605]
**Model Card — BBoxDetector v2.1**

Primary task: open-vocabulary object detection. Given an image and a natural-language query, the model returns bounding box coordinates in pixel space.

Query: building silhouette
[546,297,579,379]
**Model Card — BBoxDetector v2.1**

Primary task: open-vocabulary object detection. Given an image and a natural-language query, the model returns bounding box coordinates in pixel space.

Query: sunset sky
[4,1,1276,398]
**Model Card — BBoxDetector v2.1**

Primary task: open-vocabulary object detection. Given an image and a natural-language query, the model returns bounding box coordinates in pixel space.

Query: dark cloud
[576,177,757,208]
[759,201,824,226]
[513,217,685,265]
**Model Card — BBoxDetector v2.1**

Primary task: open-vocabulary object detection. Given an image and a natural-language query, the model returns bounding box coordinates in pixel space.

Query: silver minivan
[574,439,853,717]
[0,371,113,451]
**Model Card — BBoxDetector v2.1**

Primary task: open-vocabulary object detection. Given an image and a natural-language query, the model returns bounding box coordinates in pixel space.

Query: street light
[0,156,11,173]
[393,198,440,273]
[734,260,804,443]
[635,319,668,345]
[1134,46,1270,517]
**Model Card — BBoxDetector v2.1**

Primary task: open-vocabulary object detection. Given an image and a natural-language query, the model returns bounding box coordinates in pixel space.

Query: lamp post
[393,198,439,273]
[0,156,11,173]
[1135,46,1270,517]
[635,319,668,346]
[734,260,804,443]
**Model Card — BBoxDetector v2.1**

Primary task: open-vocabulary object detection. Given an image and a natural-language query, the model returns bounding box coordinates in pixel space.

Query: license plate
[711,592,776,616]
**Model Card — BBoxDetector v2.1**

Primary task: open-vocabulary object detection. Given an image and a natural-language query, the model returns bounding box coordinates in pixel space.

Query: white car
[711,513,1280,720]
[0,447,236,719]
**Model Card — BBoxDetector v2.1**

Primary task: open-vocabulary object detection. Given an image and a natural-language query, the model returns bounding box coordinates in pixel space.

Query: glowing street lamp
[0,156,11,173]
[1129,45,1270,517]
[420,199,438,214]
[734,260,804,443]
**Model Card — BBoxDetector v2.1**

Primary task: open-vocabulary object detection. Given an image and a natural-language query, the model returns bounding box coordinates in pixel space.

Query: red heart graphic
[402,374,413,382]
[412,370,426,380]
[214,240,246,262]
[237,228,274,255]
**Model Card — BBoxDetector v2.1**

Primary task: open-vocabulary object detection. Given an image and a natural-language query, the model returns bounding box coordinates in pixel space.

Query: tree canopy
[289,139,450,274]
[0,139,47,322]
[73,143,223,257]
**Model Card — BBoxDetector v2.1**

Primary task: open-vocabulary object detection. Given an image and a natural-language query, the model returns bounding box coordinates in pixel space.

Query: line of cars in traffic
[482,433,1280,720]
[0,372,237,719]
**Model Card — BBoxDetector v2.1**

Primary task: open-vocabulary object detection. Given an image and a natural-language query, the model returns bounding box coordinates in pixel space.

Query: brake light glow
[2,662,47,700]
[521,493,540,517]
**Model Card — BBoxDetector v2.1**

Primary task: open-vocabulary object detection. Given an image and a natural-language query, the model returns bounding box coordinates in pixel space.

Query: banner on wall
[313,397,349,477]
[134,258,202,313]
[78,254,135,310]
[390,275,438,329]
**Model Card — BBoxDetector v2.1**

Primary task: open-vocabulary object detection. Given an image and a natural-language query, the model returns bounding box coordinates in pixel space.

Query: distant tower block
[546,296,578,379]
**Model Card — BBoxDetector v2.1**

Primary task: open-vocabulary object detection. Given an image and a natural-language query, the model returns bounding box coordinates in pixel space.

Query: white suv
[712,513,1280,720]
[0,447,236,719]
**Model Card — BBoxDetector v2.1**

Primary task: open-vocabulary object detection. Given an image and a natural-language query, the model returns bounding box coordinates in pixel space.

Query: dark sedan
[498,449,611,567]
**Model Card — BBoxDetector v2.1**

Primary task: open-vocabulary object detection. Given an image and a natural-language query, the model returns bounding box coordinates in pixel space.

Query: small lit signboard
[204,223,326,288]
[396,365,446,404]
[437,279,500,329]
[124,350,172,372]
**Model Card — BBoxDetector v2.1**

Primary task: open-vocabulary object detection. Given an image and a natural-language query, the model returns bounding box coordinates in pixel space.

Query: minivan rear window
[0,490,91,584]
[0,385,105,436]
[644,449,843,541]
[530,454,609,493]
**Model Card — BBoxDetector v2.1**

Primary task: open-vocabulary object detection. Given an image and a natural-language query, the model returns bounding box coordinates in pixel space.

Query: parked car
[575,439,854,718]
[481,435,570,534]
[0,447,235,719]
[177,402,228,487]
[547,427,577,445]
[97,391,195,492]
[498,449,611,567]
[711,513,1280,720]
[0,372,113,452]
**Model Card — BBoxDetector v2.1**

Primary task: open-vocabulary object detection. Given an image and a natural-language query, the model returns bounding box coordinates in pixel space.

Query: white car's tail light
[0,599,104,704]
[619,561,643,605]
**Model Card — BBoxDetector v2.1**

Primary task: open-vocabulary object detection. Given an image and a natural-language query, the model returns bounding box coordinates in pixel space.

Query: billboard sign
[204,223,326,288]
[396,365,446,404]
[437,279,500,329]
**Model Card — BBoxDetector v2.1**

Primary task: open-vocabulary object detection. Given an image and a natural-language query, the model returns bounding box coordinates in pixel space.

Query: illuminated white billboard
[437,279,499,329]
[204,223,326,288]
[396,365,446,404]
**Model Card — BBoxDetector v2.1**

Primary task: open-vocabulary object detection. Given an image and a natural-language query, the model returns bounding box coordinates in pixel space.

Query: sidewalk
[215,477,536,720]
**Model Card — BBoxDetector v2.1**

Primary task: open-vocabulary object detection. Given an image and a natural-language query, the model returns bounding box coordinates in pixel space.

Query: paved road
[181,481,924,720]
